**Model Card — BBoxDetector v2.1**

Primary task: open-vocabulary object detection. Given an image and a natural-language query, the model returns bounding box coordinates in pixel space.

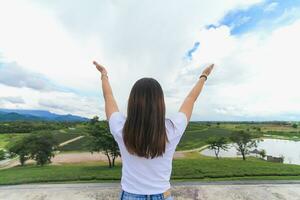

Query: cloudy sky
[1,0,300,121]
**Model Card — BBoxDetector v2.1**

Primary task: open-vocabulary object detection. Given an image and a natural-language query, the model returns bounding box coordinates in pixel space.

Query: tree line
[5,118,273,167]
[5,116,119,167]
[207,131,266,160]
[0,121,81,134]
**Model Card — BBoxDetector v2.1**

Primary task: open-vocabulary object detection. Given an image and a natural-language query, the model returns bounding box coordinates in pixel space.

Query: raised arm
[179,64,214,122]
[93,61,119,120]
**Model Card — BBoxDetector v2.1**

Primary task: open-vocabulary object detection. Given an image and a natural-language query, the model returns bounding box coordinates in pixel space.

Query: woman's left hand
[93,61,108,75]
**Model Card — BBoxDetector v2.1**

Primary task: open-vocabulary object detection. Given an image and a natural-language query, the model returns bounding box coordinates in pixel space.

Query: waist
[121,177,171,195]
[120,188,172,199]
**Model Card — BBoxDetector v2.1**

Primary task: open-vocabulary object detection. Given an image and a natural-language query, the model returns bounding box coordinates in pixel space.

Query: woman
[94,61,214,200]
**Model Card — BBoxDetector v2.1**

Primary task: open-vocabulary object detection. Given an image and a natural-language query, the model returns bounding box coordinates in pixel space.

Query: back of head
[123,78,168,159]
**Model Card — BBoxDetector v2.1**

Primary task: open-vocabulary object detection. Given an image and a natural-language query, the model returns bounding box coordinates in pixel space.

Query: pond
[201,139,300,165]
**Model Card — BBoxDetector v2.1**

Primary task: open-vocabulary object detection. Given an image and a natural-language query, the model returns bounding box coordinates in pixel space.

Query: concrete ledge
[1,182,300,200]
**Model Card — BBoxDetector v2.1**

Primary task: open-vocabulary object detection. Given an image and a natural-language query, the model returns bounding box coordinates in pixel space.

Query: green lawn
[58,136,92,151]
[176,122,299,151]
[56,123,300,152]
[263,131,300,140]
[1,153,300,185]
[0,131,84,150]
[52,131,83,144]
[2,121,300,185]
[0,133,29,149]
[176,128,232,150]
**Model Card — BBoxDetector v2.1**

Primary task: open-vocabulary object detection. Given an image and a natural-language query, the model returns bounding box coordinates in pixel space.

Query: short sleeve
[168,112,188,137]
[108,112,126,138]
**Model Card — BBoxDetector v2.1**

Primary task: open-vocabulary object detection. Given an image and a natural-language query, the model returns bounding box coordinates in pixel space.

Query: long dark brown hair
[123,78,168,159]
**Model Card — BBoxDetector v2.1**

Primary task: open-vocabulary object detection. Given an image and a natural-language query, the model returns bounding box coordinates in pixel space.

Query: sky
[0,0,300,121]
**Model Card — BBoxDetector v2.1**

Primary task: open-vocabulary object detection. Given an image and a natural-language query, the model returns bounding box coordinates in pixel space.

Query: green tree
[230,131,257,160]
[7,137,31,166]
[292,123,298,129]
[88,116,120,168]
[258,149,266,159]
[0,149,6,161]
[7,133,58,166]
[27,133,58,166]
[207,137,228,159]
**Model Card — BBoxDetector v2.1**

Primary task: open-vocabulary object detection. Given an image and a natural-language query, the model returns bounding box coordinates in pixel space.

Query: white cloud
[0,84,102,118]
[170,19,300,120]
[264,2,278,12]
[0,62,57,91]
[7,0,300,120]
[0,96,24,104]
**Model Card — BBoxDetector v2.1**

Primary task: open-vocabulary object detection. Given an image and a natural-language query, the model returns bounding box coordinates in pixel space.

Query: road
[1,181,300,200]
[0,134,201,170]
[58,136,85,147]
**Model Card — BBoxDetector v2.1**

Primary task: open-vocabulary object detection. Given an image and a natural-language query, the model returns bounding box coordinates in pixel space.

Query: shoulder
[108,112,126,136]
[166,112,188,137]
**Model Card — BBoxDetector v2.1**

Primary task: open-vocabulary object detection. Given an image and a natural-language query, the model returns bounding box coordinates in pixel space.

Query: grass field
[176,122,299,150]
[1,122,300,185]
[0,133,29,149]
[58,136,92,151]
[219,123,299,132]
[177,127,232,150]
[2,122,299,152]
[58,124,233,152]
[0,129,85,150]
[1,153,300,185]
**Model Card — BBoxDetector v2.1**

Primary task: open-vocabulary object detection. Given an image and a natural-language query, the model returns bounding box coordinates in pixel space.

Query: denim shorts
[119,190,174,200]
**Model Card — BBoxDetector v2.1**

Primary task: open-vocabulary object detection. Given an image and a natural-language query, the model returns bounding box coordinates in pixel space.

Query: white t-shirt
[108,111,188,195]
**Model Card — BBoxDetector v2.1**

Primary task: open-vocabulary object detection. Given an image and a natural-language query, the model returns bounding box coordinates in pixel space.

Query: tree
[258,149,266,159]
[7,132,58,166]
[207,137,228,159]
[0,149,6,161]
[292,123,298,129]
[7,137,31,166]
[27,133,58,166]
[230,131,257,160]
[88,116,120,168]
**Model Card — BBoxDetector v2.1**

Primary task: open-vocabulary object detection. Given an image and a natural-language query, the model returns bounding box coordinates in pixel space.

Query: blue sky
[220,0,300,35]
[186,0,300,61]
[0,0,300,120]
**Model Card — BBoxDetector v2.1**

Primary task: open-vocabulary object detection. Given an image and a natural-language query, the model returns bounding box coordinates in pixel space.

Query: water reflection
[201,139,300,165]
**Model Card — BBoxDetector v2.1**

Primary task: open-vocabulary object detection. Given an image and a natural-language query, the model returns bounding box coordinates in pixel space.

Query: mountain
[0,109,89,122]
[0,112,42,121]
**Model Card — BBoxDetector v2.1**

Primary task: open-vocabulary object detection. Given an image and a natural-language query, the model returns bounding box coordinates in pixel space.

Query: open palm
[93,61,107,75]
[202,64,214,76]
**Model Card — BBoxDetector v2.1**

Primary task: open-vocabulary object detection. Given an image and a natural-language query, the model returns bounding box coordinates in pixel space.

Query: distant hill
[0,109,89,122]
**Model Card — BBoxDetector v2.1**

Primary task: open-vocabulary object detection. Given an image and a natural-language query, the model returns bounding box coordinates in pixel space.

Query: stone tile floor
[0,181,300,200]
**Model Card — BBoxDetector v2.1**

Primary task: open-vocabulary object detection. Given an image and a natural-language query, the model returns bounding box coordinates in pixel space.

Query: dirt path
[51,151,185,164]
[0,150,186,168]
[177,145,208,153]
[0,136,86,169]
[58,136,85,147]
[0,135,198,169]
[1,181,300,200]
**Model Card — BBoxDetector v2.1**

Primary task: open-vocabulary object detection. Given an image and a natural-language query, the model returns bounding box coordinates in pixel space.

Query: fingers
[93,60,108,76]
[93,60,105,70]
[201,63,214,77]
[207,64,214,73]
[93,60,101,67]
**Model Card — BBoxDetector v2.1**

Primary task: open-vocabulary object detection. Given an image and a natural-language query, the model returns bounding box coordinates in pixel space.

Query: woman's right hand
[201,64,214,77]
[93,61,108,75]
